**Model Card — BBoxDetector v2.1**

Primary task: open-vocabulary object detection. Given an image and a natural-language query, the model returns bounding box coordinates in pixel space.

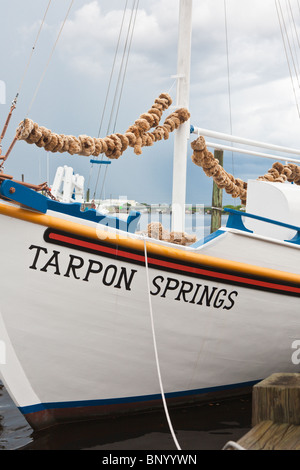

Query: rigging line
[93,0,133,200]
[288,0,300,54]
[0,0,52,153]
[87,0,129,195]
[92,160,102,200]
[93,0,138,202]
[86,164,95,201]
[25,0,74,117]
[278,0,300,88]
[97,0,129,139]
[296,0,300,64]
[16,0,52,101]
[224,0,233,137]
[223,0,235,184]
[286,0,300,84]
[276,0,300,118]
[106,0,137,136]
[112,0,139,133]
[143,236,181,451]
[98,0,139,203]
[167,79,177,96]
[97,158,109,202]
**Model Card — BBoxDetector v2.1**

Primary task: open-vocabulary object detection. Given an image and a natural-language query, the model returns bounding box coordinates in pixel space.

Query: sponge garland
[16,93,190,159]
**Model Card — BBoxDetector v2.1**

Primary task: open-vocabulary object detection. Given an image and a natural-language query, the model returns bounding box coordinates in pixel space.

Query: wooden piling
[210,149,223,234]
[252,373,300,426]
[235,373,300,450]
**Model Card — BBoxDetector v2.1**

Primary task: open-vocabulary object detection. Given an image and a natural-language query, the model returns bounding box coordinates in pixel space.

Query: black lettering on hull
[28,245,238,309]
[28,245,137,291]
[151,274,238,310]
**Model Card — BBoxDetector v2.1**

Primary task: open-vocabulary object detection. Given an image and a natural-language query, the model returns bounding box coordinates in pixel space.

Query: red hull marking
[48,232,300,294]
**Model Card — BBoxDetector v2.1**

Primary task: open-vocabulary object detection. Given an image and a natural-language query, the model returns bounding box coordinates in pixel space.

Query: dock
[226,373,300,450]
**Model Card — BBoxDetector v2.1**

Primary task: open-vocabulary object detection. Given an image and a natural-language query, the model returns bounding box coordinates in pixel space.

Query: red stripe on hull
[48,232,300,295]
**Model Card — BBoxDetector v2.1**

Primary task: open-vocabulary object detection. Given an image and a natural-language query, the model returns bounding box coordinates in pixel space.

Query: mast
[171,0,192,233]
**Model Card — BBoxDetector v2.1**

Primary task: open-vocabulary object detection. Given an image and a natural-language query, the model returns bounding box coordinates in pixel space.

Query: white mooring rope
[143,236,181,451]
[143,236,247,451]
[222,440,246,450]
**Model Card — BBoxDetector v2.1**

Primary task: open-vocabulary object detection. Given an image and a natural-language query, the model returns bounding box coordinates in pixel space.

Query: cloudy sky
[1,0,300,205]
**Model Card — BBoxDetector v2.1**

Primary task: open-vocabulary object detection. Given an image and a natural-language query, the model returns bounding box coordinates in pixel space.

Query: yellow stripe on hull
[0,202,299,284]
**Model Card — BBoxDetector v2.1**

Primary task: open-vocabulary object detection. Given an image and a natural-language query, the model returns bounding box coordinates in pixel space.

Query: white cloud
[59,1,178,81]
[2,0,300,205]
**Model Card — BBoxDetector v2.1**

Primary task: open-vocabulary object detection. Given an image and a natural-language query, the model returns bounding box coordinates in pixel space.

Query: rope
[112,0,140,133]
[145,231,246,451]
[257,160,300,183]
[16,93,190,158]
[96,0,129,140]
[89,0,129,199]
[287,0,300,79]
[108,0,138,135]
[97,0,140,202]
[223,0,235,178]
[143,236,181,451]
[167,78,177,96]
[275,0,300,118]
[0,0,52,164]
[222,440,245,450]
[190,135,247,204]
[191,135,300,205]
[93,0,139,201]
[26,0,74,116]
[0,171,54,196]
[16,0,52,100]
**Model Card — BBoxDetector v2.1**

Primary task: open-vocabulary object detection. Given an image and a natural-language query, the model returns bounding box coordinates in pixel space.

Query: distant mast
[171,0,192,233]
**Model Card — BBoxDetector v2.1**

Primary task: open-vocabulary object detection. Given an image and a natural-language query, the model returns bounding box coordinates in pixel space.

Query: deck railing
[225,208,300,245]
[190,126,300,164]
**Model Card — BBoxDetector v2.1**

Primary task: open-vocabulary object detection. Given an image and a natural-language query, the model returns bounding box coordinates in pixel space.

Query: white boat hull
[0,201,299,430]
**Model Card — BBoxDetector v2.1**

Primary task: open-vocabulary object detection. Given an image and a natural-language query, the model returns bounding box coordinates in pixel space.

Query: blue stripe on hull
[19,379,260,416]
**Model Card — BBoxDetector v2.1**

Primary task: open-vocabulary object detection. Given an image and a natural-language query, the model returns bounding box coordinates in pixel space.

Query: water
[0,382,252,450]
[0,212,250,451]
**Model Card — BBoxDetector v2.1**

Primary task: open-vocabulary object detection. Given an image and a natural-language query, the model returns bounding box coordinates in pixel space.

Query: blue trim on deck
[225,208,300,245]
[0,180,141,233]
[47,199,141,233]
[19,379,260,415]
[0,180,48,213]
[190,229,225,248]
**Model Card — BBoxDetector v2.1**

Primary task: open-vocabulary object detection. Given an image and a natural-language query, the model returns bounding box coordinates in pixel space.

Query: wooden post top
[252,373,300,426]
[255,373,300,390]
